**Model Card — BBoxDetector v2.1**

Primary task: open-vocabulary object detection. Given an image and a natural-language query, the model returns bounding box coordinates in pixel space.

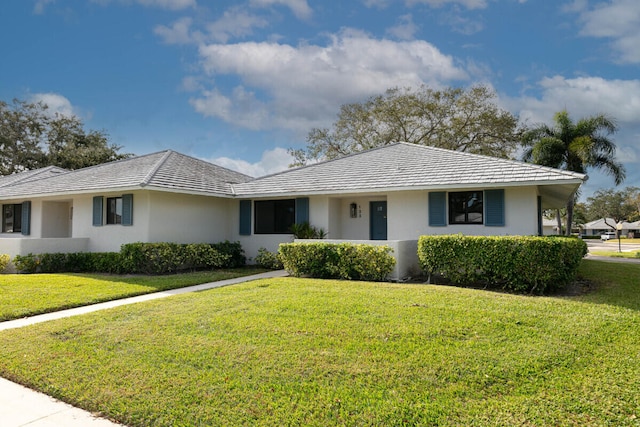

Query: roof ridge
[244,142,403,182]
[140,150,173,187]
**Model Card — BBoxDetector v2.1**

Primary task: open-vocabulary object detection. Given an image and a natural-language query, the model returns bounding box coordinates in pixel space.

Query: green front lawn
[0,260,638,426]
[0,268,265,321]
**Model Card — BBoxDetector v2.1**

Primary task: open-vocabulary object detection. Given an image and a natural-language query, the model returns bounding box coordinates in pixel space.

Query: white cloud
[406,0,488,10]
[506,75,640,196]
[33,0,55,14]
[155,9,269,45]
[386,14,419,40]
[154,17,199,45]
[29,93,76,117]
[205,8,270,43]
[571,0,640,63]
[91,0,196,10]
[249,0,312,20]
[511,75,640,125]
[191,29,468,132]
[209,147,293,177]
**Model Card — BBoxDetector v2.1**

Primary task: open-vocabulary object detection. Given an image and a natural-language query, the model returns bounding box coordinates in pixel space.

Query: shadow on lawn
[568,260,640,312]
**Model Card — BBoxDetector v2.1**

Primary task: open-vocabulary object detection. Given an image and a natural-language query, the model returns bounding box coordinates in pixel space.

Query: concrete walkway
[0,269,288,426]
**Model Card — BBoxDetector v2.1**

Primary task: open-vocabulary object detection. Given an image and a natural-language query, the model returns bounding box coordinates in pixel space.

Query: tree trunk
[556,209,562,235]
[565,198,575,236]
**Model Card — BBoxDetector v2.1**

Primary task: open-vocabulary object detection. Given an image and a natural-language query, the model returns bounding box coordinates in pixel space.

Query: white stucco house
[0,142,586,279]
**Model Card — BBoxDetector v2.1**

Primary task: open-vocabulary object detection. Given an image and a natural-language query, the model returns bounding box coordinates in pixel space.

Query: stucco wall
[72,191,151,252]
[41,201,72,238]
[387,186,539,239]
[336,196,387,240]
[146,192,233,244]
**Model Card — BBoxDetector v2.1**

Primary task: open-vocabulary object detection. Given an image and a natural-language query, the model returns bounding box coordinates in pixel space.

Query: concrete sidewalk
[0,269,288,426]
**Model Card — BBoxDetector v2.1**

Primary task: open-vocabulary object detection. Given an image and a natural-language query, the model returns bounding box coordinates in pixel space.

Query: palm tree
[522,110,626,235]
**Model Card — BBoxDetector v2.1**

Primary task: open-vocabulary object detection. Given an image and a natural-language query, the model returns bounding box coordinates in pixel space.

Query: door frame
[369,201,388,240]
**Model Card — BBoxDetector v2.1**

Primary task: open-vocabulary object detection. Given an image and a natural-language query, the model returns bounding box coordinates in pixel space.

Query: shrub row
[13,241,245,274]
[254,247,284,270]
[417,234,587,294]
[0,254,10,273]
[278,242,395,282]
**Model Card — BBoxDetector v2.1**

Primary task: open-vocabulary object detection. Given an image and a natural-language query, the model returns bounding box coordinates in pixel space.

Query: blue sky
[1,0,639,199]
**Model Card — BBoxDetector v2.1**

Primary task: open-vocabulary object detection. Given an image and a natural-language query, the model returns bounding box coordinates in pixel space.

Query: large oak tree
[289,85,524,166]
[0,98,130,175]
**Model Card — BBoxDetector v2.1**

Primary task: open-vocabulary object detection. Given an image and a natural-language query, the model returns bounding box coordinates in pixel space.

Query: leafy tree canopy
[289,85,524,166]
[0,98,131,175]
[586,187,640,226]
[521,110,625,235]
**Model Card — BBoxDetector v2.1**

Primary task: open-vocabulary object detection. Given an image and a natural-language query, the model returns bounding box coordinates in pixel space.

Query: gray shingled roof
[232,142,587,197]
[0,151,253,198]
[0,166,68,188]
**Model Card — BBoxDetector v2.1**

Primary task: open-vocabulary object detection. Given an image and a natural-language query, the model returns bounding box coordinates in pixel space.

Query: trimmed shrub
[417,234,588,294]
[120,242,232,274]
[13,254,40,274]
[12,241,246,274]
[279,242,395,282]
[210,240,246,268]
[0,254,10,272]
[13,252,124,274]
[255,248,283,270]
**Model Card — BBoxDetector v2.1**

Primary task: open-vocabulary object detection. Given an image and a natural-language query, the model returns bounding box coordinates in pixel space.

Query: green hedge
[417,235,587,294]
[13,241,245,274]
[0,254,10,272]
[278,242,395,282]
[254,248,283,270]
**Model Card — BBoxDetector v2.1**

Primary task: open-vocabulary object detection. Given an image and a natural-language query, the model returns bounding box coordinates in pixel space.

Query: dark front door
[370,201,387,240]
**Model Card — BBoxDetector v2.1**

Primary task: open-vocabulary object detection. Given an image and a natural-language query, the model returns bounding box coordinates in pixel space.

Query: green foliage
[13,241,246,275]
[0,98,131,174]
[14,252,124,274]
[210,240,246,268]
[0,254,10,272]
[289,221,327,239]
[254,248,283,270]
[586,186,639,224]
[119,243,230,275]
[289,85,523,165]
[521,110,625,235]
[279,242,395,281]
[417,235,587,294]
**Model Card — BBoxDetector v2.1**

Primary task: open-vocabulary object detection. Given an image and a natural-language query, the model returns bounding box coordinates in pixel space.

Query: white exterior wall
[146,192,233,244]
[72,191,151,252]
[388,186,539,239]
[41,201,72,238]
[336,196,387,240]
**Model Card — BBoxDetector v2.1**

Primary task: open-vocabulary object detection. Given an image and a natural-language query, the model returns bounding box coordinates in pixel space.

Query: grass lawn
[590,250,640,258]
[0,268,265,321]
[0,260,639,426]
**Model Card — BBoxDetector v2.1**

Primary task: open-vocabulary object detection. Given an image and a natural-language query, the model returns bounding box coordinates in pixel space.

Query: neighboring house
[542,218,561,235]
[583,218,640,238]
[0,142,586,279]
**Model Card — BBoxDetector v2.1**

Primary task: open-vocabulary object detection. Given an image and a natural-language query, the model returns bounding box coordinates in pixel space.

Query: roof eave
[232,178,586,199]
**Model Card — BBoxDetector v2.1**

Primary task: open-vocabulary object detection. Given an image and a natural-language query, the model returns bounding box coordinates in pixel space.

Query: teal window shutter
[239,200,251,235]
[93,196,103,226]
[21,201,31,236]
[485,189,505,226]
[295,197,309,224]
[122,194,133,226]
[428,192,446,226]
